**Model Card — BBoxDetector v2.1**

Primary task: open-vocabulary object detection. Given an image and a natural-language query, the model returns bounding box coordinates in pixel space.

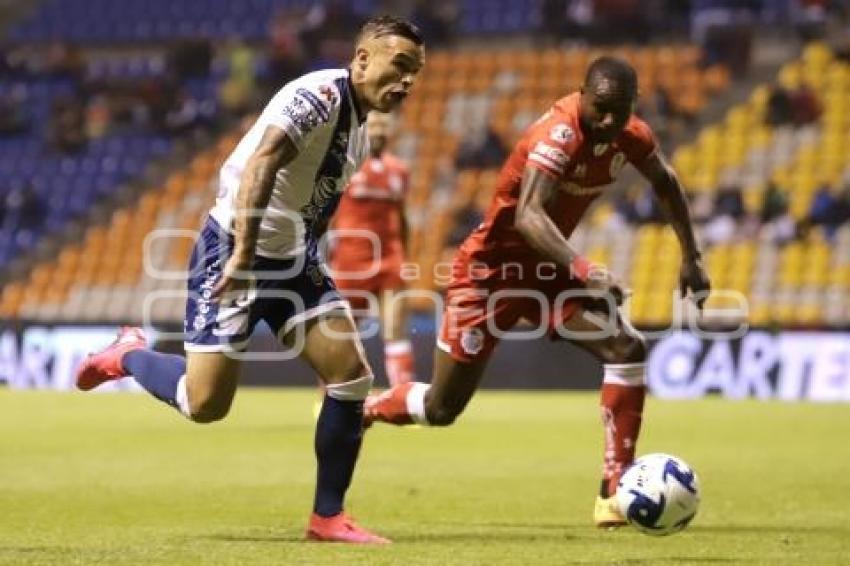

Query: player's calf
[597,331,647,498]
[364,351,484,428]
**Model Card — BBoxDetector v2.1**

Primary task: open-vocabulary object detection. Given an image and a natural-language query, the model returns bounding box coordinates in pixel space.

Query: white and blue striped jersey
[210,68,368,259]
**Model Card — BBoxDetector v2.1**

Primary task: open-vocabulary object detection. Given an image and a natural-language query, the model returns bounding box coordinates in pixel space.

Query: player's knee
[606,331,647,364]
[425,406,459,427]
[424,399,463,427]
[188,392,234,423]
[324,354,369,385]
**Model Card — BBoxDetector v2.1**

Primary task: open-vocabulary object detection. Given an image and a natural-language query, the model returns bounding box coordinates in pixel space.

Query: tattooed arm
[212,126,298,298]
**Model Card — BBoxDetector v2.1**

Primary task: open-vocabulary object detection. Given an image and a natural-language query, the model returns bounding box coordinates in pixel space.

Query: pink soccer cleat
[306,512,391,544]
[76,327,147,391]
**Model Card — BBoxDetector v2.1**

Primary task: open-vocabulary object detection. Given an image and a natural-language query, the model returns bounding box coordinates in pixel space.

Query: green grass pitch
[1,388,849,565]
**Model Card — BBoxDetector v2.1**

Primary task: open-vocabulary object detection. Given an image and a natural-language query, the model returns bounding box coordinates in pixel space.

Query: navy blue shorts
[184,217,348,352]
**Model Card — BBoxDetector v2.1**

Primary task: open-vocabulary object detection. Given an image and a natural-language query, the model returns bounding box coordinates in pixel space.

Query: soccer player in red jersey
[364,56,711,526]
[331,112,416,386]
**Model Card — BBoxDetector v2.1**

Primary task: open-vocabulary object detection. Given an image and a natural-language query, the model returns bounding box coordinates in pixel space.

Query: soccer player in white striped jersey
[76,16,424,544]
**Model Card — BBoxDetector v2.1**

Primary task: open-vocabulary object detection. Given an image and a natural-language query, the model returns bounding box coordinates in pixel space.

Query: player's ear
[355,46,369,71]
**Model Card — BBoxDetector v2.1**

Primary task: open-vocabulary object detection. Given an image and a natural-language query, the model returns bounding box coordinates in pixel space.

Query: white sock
[602,363,646,386]
[174,375,192,418]
[385,339,412,355]
[405,382,430,425]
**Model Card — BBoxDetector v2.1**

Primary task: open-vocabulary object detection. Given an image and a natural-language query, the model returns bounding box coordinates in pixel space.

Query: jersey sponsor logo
[460,327,485,356]
[530,141,569,172]
[282,89,330,136]
[301,176,341,223]
[558,181,605,197]
[550,123,575,144]
[300,111,352,224]
[609,152,627,178]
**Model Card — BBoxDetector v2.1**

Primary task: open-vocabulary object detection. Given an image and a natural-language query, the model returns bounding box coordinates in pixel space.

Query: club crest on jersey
[550,123,575,144]
[460,327,485,356]
[318,84,338,105]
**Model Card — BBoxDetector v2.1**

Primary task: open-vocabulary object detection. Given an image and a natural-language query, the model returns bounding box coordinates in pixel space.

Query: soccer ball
[616,453,700,536]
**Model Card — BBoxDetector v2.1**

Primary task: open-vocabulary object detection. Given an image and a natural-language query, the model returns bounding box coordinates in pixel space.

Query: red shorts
[437,250,586,363]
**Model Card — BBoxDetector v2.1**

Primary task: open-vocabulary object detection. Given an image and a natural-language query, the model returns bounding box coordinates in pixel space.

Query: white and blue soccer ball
[616,453,701,536]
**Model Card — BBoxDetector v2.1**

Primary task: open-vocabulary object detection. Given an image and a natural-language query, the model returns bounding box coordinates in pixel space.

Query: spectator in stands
[300,1,362,68]
[714,184,745,219]
[808,182,848,239]
[758,181,797,245]
[790,82,821,126]
[446,203,484,247]
[594,0,649,44]
[455,124,509,170]
[163,90,216,136]
[168,39,212,78]
[0,89,30,136]
[218,39,259,118]
[614,186,666,224]
[267,10,308,91]
[5,183,43,231]
[84,94,112,139]
[809,183,837,225]
[766,85,794,126]
[43,41,84,81]
[760,181,789,223]
[836,185,850,227]
[47,95,86,154]
[792,0,829,41]
[411,0,459,48]
[691,0,758,76]
[700,184,746,244]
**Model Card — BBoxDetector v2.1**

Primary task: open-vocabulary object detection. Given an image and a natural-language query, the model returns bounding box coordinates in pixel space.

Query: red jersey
[333,152,409,261]
[460,92,658,265]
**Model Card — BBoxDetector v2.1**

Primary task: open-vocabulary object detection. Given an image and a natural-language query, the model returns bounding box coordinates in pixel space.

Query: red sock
[599,364,646,497]
[384,340,415,386]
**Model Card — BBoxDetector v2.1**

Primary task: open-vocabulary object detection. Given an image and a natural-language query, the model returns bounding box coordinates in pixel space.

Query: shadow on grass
[610,559,740,565]
[694,525,850,535]
[199,523,580,545]
[202,533,304,543]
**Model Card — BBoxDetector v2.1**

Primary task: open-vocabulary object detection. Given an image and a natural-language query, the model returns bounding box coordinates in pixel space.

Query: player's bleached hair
[585,56,638,97]
[356,15,423,46]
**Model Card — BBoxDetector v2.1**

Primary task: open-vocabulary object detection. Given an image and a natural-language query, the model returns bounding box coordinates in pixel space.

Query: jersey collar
[346,70,366,125]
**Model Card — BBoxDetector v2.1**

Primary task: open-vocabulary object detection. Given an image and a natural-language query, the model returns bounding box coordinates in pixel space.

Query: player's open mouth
[387,91,408,104]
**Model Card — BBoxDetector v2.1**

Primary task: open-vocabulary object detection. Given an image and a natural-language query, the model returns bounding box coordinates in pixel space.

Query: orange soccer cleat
[75,327,147,391]
[306,512,391,544]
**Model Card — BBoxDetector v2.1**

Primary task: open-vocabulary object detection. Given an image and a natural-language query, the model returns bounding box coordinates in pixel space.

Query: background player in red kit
[364,56,711,526]
[331,112,416,386]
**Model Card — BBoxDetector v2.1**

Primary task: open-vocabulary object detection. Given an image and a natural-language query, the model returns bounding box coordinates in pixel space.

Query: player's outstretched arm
[639,152,711,307]
[212,126,298,299]
[515,166,625,303]
[515,166,582,267]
